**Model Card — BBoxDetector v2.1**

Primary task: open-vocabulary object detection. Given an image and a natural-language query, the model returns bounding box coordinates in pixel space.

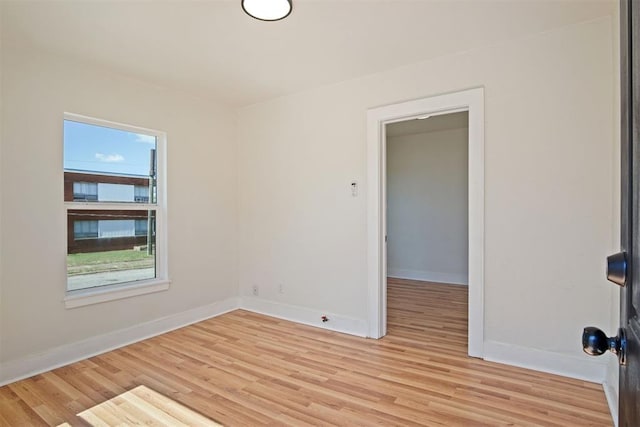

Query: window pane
[64,120,156,204]
[67,210,156,291]
[74,220,98,239]
[134,219,149,236]
[73,182,98,201]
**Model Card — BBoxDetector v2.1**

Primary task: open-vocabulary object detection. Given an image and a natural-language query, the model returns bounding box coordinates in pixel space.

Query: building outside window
[73,220,98,239]
[134,186,149,203]
[73,182,98,201]
[63,114,167,298]
[135,219,149,236]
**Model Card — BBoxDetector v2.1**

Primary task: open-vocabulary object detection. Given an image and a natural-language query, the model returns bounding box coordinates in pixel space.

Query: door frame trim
[366,87,485,357]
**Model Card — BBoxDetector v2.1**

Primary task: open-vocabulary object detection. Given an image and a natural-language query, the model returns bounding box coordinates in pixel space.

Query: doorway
[366,88,485,357]
[386,111,469,284]
[385,111,469,344]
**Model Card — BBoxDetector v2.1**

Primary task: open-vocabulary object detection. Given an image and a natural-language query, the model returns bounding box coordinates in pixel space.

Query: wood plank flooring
[1,278,612,426]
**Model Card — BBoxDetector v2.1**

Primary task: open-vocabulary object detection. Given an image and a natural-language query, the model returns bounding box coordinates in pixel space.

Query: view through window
[64,116,163,292]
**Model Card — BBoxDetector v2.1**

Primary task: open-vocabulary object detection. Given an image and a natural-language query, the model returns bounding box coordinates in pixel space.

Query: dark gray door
[582,2,639,425]
[620,0,640,424]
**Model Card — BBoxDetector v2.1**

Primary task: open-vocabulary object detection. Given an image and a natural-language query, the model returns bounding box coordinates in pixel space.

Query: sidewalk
[67,267,155,291]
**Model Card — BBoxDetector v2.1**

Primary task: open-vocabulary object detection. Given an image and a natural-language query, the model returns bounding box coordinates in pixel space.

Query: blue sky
[63,120,156,176]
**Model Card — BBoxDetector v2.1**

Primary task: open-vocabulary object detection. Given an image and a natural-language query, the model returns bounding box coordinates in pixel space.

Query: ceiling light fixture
[242,0,292,21]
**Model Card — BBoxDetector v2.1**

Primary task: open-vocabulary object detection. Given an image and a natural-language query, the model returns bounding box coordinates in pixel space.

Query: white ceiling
[1,0,614,107]
[386,111,468,138]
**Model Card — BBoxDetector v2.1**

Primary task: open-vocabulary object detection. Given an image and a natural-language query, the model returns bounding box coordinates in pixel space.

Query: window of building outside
[73,182,98,201]
[73,220,98,239]
[63,114,167,305]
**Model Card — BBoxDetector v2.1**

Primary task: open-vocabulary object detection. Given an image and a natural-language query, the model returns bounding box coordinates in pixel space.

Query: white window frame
[63,113,169,308]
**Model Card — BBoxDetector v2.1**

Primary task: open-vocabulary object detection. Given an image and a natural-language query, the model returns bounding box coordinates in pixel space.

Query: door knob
[582,326,626,365]
[606,251,627,287]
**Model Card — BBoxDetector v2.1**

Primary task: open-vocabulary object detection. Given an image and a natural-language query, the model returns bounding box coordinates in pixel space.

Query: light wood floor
[1,278,612,426]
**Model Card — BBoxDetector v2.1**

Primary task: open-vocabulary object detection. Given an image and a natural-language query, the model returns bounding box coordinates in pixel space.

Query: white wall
[0,5,620,395]
[237,16,617,380]
[387,127,468,285]
[0,44,238,374]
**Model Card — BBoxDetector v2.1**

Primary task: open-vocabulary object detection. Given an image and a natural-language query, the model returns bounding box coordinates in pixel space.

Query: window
[135,219,149,236]
[73,220,98,239]
[64,113,167,306]
[134,185,150,203]
[73,182,98,201]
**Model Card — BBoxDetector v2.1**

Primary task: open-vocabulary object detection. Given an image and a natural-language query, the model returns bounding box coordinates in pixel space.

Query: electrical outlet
[278,283,284,294]
[252,285,259,296]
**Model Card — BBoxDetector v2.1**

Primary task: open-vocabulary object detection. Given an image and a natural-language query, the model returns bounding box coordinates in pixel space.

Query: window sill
[64,279,171,309]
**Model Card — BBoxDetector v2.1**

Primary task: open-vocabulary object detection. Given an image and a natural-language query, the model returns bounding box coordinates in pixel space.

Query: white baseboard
[603,357,619,427]
[0,297,240,386]
[603,380,619,427]
[483,340,607,383]
[387,268,468,285]
[240,297,368,338]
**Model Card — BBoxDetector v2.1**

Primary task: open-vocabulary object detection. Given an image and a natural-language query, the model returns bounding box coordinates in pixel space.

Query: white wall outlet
[252,285,259,296]
[278,283,284,294]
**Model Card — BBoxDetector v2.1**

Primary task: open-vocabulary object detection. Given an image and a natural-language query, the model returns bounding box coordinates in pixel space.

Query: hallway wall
[386,124,468,285]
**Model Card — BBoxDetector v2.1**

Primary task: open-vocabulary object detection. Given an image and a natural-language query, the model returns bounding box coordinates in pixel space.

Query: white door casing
[366,87,485,358]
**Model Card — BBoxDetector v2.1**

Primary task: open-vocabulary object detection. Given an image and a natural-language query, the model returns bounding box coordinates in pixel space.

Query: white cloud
[136,134,156,144]
[95,153,124,163]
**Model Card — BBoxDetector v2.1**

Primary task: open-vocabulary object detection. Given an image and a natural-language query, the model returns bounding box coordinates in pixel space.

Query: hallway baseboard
[387,268,468,285]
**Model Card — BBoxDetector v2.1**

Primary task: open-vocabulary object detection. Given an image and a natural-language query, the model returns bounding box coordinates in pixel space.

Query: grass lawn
[68,249,154,275]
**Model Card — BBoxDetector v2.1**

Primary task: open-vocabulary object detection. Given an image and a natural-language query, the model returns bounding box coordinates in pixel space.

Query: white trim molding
[0,298,239,386]
[366,87,485,357]
[483,340,608,383]
[64,280,170,309]
[387,269,468,286]
[603,356,619,426]
[240,297,368,338]
[603,379,619,427]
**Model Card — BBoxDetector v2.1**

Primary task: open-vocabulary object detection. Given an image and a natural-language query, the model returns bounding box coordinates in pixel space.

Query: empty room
[1,0,638,425]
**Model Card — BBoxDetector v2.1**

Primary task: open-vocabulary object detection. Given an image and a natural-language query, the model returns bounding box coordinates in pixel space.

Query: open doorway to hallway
[384,112,469,345]
[366,88,484,355]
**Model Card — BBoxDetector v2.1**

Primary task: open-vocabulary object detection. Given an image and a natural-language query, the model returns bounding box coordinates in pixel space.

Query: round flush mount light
[242,0,292,21]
